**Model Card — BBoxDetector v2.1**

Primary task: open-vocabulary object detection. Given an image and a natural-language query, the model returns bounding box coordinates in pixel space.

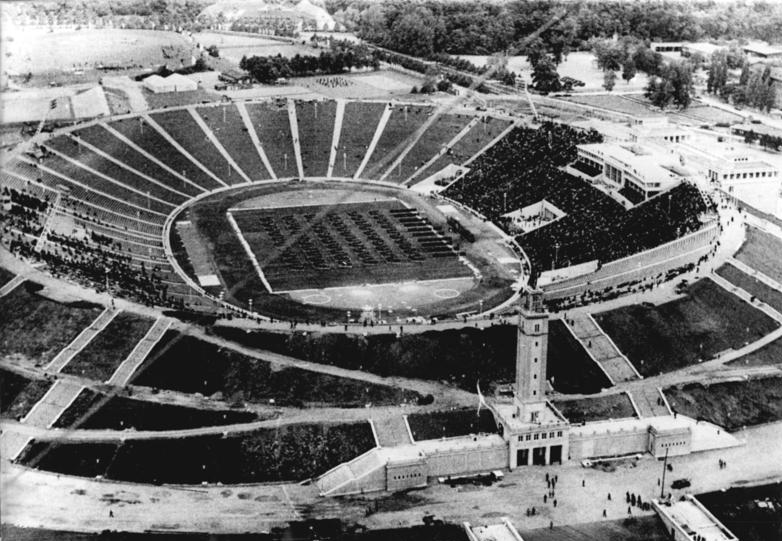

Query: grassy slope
[132,331,420,407]
[553,393,636,424]
[62,313,154,382]
[716,263,782,313]
[0,283,102,366]
[734,227,782,284]
[595,279,779,376]
[664,376,782,431]
[0,368,52,420]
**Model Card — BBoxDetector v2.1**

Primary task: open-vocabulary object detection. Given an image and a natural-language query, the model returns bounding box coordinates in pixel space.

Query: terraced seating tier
[361,105,431,180]
[109,117,223,191]
[196,104,272,181]
[244,101,297,179]
[334,102,386,178]
[296,100,337,177]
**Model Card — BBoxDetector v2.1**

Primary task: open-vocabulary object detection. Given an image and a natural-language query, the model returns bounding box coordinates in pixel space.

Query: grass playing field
[229,200,470,291]
[594,278,780,376]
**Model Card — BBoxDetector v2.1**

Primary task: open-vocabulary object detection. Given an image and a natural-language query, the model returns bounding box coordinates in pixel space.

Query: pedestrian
[546,473,550,482]
[549,520,553,530]
[544,494,547,503]
[628,506,632,514]
[602,509,607,518]
[553,499,557,507]
[582,479,585,487]
[608,492,611,501]
[109,509,113,518]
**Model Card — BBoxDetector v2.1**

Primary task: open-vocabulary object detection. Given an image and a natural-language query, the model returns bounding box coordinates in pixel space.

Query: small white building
[144,73,199,93]
[707,153,780,214]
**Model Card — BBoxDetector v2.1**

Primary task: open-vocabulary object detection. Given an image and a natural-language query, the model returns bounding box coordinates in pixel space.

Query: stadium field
[173,180,518,319]
[229,200,471,291]
[594,278,780,376]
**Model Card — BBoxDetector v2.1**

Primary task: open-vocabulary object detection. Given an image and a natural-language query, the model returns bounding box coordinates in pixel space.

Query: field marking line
[17,155,168,219]
[101,123,208,193]
[142,113,229,187]
[225,211,273,294]
[235,102,278,180]
[42,145,177,209]
[402,116,480,186]
[286,99,305,179]
[326,99,345,178]
[187,106,252,184]
[68,134,192,199]
[353,103,392,179]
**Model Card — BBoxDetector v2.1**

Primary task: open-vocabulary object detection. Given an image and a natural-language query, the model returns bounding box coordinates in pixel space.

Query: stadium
[2,98,716,323]
[3,2,782,539]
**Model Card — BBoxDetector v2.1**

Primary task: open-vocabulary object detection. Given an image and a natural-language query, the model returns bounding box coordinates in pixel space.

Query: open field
[297,70,422,99]
[61,313,154,382]
[734,227,782,284]
[407,408,498,441]
[229,200,470,291]
[0,368,52,421]
[594,279,780,376]
[664,376,782,431]
[4,28,193,74]
[51,388,261,430]
[215,319,610,395]
[132,330,421,407]
[552,393,636,425]
[19,421,375,483]
[716,263,782,313]
[698,483,782,541]
[0,282,102,366]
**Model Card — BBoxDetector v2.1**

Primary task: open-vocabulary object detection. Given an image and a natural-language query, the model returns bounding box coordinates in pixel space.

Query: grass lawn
[335,101,386,177]
[62,313,154,382]
[0,267,15,286]
[215,319,610,395]
[594,279,780,376]
[132,330,420,407]
[734,227,782,284]
[20,421,375,483]
[0,282,103,366]
[716,263,782,313]
[553,393,636,424]
[727,336,782,367]
[0,368,52,421]
[698,484,782,541]
[244,101,297,178]
[664,376,782,431]
[51,388,261,430]
[406,408,498,441]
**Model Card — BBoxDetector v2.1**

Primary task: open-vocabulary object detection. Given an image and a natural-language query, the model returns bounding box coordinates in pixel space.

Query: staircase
[316,448,387,497]
[45,307,120,372]
[569,314,640,383]
[106,316,171,385]
[372,415,412,447]
[632,387,671,418]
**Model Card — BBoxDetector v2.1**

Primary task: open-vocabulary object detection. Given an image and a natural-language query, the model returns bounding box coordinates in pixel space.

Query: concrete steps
[568,314,640,383]
[372,415,412,447]
[106,316,171,385]
[45,307,120,373]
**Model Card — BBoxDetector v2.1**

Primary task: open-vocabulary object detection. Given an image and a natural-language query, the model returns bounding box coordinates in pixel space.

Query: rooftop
[655,495,738,541]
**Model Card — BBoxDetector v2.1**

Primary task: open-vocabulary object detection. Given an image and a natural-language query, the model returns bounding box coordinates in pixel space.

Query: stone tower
[515,288,548,423]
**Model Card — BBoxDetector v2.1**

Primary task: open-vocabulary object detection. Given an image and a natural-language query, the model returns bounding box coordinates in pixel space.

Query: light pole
[659,447,669,499]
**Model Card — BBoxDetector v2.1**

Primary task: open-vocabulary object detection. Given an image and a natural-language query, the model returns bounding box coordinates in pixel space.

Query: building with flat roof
[707,152,780,215]
[743,42,782,60]
[576,142,685,203]
[654,495,738,541]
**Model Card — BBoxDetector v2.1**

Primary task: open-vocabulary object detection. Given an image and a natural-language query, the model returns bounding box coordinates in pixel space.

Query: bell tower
[515,288,548,423]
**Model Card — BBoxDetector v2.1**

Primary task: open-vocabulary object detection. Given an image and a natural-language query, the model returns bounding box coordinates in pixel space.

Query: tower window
[535,324,540,332]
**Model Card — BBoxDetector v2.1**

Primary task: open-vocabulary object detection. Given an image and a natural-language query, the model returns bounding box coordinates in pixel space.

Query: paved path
[105,316,171,386]
[372,415,412,447]
[354,103,391,179]
[326,99,345,178]
[44,307,120,373]
[0,274,23,296]
[631,387,670,418]
[568,314,639,383]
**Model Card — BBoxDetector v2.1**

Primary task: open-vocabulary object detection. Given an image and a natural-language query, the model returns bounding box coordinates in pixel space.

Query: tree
[706,50,728,94]
[603,69,617,91]
[621,59,637,84]
[645,76,675,109]
[531,56,561,93]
